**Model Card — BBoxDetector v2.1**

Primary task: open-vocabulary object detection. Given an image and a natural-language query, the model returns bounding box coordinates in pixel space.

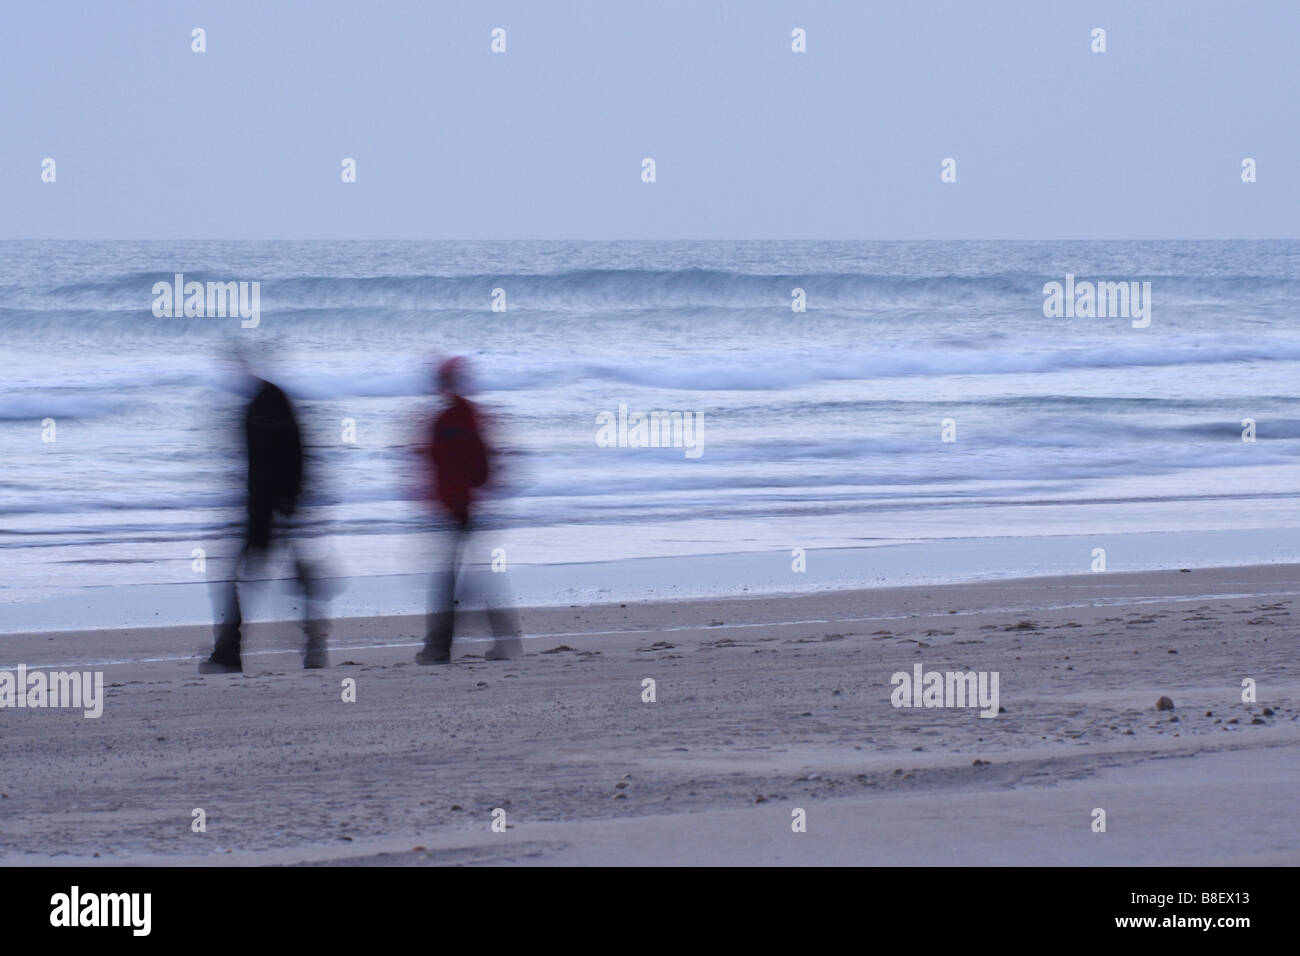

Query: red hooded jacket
[422,394,490,522]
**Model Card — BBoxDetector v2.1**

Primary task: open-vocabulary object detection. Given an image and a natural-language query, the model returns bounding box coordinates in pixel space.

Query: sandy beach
[1,563,1297,866]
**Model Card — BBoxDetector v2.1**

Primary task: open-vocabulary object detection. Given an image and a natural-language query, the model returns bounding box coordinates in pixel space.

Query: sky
[1,0,1296,239]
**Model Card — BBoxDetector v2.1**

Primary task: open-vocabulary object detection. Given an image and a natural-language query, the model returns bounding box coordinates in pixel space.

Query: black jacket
[245,380,303,513]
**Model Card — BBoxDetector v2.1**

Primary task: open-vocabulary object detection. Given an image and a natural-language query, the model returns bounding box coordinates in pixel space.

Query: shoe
[415,646,451,665]
[485,639,523,661]
[199,657,242,674]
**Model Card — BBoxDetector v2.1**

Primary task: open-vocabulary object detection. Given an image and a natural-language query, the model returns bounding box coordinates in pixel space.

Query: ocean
[4,239,1300,634]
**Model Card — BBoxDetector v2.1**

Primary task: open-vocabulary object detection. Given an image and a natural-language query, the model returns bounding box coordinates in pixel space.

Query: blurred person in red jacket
[416,356,523,664]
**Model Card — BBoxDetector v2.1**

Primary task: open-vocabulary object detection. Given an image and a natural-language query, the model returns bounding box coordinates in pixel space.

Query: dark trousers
[424,517,521,657]
[211,505,324,664]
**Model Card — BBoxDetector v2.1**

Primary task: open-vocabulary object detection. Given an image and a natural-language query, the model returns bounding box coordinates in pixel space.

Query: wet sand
[2,564,1297,865]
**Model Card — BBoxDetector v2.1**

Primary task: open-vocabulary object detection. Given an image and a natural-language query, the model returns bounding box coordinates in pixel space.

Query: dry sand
[2,564,1298,865]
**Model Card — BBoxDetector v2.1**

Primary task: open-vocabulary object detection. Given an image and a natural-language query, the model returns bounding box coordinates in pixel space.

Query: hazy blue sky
[2,0,1296,239]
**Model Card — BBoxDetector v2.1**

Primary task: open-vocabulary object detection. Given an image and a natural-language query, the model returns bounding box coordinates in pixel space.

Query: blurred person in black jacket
[201,359,328,673]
